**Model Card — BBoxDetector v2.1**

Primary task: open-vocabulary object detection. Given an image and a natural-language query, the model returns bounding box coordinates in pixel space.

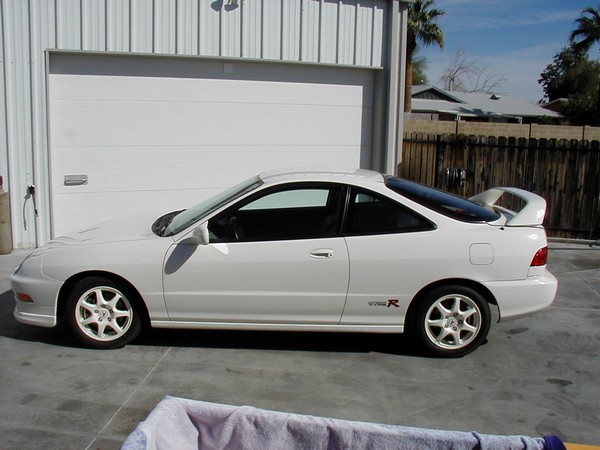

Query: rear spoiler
[470,188,547,226]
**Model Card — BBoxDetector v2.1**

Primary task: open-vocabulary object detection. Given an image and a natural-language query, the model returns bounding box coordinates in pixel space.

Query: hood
[39,214,162,251]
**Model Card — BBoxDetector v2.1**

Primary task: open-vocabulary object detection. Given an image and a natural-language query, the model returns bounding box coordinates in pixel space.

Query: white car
[11,168,557,357]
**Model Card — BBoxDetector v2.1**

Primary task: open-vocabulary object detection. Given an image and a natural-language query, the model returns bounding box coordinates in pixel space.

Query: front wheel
[66,277,142,349]
[412,285,491,358]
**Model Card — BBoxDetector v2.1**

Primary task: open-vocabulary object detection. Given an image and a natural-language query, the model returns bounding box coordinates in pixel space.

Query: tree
[405,0,444,112]
[539,47,588,101]
[538,46,600,125]
[570,5,600,53]
[412,51,429,85]
[439,48,507,93]
[568,4,600,125]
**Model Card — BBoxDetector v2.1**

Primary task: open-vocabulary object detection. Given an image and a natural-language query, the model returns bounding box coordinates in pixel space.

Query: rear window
[385,177,501,223]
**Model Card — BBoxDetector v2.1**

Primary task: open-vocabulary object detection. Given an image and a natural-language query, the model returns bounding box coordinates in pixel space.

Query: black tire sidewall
[413,285,491,358]
[65,276,142,349]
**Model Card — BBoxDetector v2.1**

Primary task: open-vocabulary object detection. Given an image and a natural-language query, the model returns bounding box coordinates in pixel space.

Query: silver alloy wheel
[424,294,482,350]
[74,286,133,342]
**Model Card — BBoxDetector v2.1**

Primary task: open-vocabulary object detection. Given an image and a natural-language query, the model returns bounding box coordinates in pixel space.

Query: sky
[418,0,599,103]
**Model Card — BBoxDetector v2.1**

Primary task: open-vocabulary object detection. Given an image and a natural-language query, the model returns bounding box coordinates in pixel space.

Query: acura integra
[11,168,557,357]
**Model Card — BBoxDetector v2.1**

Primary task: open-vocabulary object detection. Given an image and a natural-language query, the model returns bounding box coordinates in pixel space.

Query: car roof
[258,167,385,184]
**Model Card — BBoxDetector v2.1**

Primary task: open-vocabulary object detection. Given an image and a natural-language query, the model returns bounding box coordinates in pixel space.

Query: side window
[345,188,434,235]
[241,189,329,210]
[209,185,342,242]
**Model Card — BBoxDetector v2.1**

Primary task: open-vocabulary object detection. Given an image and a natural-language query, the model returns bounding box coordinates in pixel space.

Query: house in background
[541,98,568,115]
[409,85,562,124]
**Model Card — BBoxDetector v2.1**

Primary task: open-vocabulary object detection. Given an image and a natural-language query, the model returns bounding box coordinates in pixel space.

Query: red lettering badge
[387,299,399,308]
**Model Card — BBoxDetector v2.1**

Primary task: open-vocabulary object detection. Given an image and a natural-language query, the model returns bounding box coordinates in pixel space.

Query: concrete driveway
[0,243,598,449]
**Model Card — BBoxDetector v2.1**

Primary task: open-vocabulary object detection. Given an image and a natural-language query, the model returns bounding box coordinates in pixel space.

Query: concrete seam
[84,346,173,450]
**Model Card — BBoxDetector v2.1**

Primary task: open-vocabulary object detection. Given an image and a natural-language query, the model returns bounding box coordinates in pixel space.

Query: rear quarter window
[385,177,500,223]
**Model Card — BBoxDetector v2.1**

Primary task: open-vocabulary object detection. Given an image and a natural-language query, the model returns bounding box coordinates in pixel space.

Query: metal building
[1,0,411,249]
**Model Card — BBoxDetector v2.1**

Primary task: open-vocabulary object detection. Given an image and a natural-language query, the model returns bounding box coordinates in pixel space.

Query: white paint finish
[2,0,37,248]
[301,0,320,61]
[355,0,375,66]
[177,0,199,55]
[198,0,221,56]
[154,0,177,54]
[242,0,262,58]
[163,238,350,323]
[281,0,302,61]
[107,0,131,52]
[48,55,373,236]
[81,0,106,50]
[56,0,82,50]
[220,1,242,57]
[470,243,494,265]
[130,0,154,52]
[262,0,282,60]
[337,2,356,65]
[320,0,338,64]
[30,1,56,246]
[371,0,385,67]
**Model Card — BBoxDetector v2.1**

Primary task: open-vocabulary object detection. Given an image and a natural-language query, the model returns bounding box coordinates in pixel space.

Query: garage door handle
[64,175,88,186]
[310,249,334,258]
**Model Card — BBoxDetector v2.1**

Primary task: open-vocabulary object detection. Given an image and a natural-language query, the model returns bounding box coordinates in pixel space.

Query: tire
[412,285,491,358]
[66,276,142,349]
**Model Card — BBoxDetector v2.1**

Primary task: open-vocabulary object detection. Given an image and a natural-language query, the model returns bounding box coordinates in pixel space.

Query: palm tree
[570,5,600,53]
[405,0,444,112]
[569,4,600,120]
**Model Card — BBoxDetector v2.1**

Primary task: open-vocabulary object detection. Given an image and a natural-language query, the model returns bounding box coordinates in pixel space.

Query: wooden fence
[401,133,600,240]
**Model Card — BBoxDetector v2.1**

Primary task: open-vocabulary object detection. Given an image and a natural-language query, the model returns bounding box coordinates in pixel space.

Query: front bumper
[10,254,63,328]
[483,269,558,321]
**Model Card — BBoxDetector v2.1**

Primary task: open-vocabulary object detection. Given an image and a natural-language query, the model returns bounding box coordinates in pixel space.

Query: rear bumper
[483,269,558,321]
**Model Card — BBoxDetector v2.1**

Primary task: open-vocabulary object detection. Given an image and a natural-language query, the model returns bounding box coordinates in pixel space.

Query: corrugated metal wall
[0,0,396,248]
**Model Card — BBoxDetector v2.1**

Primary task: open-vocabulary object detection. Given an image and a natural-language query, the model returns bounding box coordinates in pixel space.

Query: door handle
[310,249,334,258]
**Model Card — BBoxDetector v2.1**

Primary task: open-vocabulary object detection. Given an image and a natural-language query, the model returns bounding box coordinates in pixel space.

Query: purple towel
[122,396,561,450]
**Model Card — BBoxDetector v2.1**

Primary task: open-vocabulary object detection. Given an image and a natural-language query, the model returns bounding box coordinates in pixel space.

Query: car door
[340,187,436,326]
[162,183,350,324]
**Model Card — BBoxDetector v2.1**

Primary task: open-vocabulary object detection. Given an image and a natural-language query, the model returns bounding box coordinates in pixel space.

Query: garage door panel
[50,109,366,148]
[50,75,368,107]
[48,56,374,238]
[51,144,363,193]
[50,99,367,127]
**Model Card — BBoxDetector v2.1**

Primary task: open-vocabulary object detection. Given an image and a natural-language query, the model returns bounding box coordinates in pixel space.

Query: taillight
[531,247,548,267]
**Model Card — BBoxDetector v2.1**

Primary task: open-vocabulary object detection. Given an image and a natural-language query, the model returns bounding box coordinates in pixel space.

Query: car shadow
[136,327,425,357]
[0,289,429,357]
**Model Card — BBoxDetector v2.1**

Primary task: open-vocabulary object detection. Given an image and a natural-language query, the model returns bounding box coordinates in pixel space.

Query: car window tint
[210,185,342,242]
[384,176,500,223]
[345,188,435,235]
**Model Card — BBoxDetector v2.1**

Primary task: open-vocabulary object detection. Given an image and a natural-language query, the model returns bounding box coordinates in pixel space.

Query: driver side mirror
[191,222,210,246]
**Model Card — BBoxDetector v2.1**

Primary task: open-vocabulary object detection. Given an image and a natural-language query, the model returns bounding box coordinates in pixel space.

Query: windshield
[385,176,501,223]
[163,176,262,236]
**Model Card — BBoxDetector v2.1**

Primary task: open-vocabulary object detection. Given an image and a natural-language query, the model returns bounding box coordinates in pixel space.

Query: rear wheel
[413,285,491,358]
[66,276,142,349]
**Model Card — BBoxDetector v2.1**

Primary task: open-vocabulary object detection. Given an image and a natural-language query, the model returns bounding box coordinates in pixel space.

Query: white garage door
[48,53,374,238]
